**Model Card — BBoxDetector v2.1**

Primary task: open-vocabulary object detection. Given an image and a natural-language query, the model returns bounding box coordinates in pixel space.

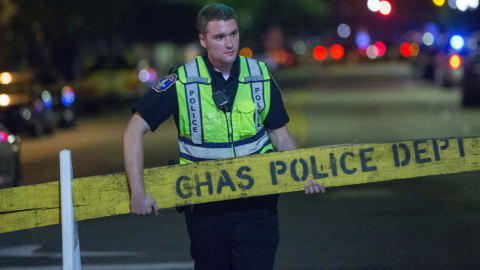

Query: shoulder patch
[152,73,178,92]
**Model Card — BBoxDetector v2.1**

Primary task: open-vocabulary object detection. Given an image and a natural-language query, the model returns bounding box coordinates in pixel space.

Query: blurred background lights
[366,0,392,15]
[285,52,295,67]
[450,35,464,50]
[452,0,478,10]
[147,68,157,82]
[356,31,371,50]
[468,0,479,8]
[0,131,7,141]
[411,43,420,56]
[273,49,288,64]
[139,69,150,83]
[293,40,307,55]
[358,48,367,56]
[367,0,380,12]
[379,1,392,15]
[138,68,157,83]
[423,32,435,46]
[239,47,253,58]
[448,0,457,8]
[330,45,344,60]
[313,46,328,61]
[367,45,379,59]
[22,109,31,121]
[0,72,12,84]
[41,90,52,109]
[400,43,412,57]
[456,0,469,11]
[137,59,149,71]
[433,0,446,6]
[0,94,10,106]
[262,56,278,71]
[449,54,462,69]
[62,86,75,107]
[425,22,440,36]
[413,32,424,45]
[337,23,351,38]
[374,41,386,56]
[467,37,477,50]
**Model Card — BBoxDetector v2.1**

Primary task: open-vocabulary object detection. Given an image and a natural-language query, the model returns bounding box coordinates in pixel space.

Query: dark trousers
[185,208,280,270]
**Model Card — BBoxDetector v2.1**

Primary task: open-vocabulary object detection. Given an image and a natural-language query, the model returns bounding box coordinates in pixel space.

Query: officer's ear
[199,34,207,48]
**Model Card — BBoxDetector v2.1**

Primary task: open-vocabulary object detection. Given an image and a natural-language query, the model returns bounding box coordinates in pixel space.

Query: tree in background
[4,0,332,76]
[0,0,18,70]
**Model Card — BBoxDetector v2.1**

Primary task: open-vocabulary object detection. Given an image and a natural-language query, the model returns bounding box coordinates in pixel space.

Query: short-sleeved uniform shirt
[132,54,289,217]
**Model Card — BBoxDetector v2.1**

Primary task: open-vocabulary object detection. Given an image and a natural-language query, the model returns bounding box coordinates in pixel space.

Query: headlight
[0,72,12,84]
[0,94,10,106]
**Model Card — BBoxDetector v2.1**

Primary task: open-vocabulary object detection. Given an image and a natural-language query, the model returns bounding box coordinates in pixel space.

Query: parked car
[0,71,54,136]
[0,70,76,136]
[0,123,21,189]
[462,53,480,107]
[35,71,76,128]
[413,46,464,88]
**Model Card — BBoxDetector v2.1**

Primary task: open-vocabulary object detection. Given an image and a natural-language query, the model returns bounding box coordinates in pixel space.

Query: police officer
[123,4,325,269]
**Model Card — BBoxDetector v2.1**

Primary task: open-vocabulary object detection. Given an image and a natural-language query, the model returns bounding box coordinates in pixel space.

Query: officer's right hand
[130,193,159,215]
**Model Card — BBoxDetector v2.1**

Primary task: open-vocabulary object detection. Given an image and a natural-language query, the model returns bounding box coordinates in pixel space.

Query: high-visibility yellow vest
[176,56,274,163]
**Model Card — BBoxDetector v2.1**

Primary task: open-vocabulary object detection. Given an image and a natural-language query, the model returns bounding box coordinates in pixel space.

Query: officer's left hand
[304,180,325,194]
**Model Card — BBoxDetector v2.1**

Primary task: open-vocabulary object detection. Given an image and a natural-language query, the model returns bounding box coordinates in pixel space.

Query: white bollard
[60,150,82,270]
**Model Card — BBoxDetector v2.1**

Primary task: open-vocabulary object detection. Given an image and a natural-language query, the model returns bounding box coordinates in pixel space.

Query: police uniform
[133,54,289,269]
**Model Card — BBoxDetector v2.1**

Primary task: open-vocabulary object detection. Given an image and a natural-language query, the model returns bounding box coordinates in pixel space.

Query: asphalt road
[1,62,480,269]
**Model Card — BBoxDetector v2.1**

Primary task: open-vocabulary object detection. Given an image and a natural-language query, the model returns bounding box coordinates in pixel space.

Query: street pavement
[1,62,480,269]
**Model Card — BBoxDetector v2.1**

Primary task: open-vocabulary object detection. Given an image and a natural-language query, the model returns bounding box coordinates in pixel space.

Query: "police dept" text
[175,139,466,199]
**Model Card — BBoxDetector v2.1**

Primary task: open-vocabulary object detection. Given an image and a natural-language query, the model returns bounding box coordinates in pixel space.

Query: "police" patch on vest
[152,74,177,92]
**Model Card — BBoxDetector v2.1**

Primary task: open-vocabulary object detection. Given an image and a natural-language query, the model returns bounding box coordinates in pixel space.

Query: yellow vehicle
[79,54,144,102]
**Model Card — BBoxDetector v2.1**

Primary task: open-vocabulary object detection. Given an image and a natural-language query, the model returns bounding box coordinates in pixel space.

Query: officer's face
[199,19,239,73]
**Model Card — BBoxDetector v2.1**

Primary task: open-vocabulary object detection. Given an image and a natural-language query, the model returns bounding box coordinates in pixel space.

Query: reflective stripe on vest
[176,56,273,163]
[245,57,265,132]
[184,58,203,144]
[179,128,272,162]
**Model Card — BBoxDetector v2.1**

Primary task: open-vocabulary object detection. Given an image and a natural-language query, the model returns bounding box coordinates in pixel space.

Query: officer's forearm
[123,118,148,197]
[267,125,298,152]
[124,138,146,197]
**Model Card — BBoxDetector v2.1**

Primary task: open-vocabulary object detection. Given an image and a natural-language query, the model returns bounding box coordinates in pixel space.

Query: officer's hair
[196,4,237,35]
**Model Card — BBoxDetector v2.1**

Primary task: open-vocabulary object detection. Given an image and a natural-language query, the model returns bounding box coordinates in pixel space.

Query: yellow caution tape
[1,137,479,234]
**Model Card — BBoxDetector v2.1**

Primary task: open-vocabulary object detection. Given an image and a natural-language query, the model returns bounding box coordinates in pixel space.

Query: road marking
[0,244,146,258]
[0,262,194,270]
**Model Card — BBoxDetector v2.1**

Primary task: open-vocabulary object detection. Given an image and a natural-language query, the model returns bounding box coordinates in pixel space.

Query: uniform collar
[202,53,240,79]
